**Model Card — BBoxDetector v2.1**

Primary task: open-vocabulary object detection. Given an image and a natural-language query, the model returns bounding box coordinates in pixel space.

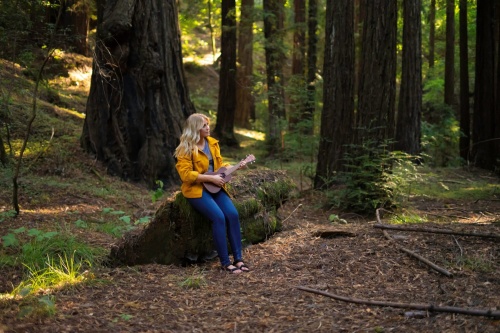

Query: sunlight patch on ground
[183,52,219,66]
[235,128,265,141]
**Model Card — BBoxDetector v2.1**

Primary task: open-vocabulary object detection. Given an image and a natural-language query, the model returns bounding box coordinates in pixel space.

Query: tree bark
[356,0,397,143]
[459,0,470,161]
[81,0,194,188]
[444,0,456,107]
[314,0,355,188]
[235,0,255,129]
[214,0,238,146]
[395,0,422,155]
[263,0,286,155]
[472,0,499,170]
[288,0,306,131]
[429,0,436,68]
[304,0,318,136]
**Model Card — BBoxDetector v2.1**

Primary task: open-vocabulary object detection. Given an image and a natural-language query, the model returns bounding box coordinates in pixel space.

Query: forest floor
[0,54,500,332]
[1,169,499,333]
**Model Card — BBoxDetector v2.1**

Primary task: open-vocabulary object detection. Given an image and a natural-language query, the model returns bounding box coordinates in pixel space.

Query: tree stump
[108,169,296,266]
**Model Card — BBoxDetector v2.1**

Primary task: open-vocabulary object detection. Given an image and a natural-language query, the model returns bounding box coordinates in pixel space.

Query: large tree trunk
[445,0,456,107]
[395,0,422,155]
[314,0,355,188]
[472,0,500,170]
[305,0,318,136]
[235,0,255,129]
[108,170,296,266]
[356,0,397,142]
[288,0,306,131]
[429,0,436,68]
[263,0,286,155]
[214,0,238,146]
[459,0,470,161]
[81,0,194,188]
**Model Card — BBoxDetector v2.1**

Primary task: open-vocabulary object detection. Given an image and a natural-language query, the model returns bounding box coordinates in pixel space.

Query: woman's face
[199,119,210,139]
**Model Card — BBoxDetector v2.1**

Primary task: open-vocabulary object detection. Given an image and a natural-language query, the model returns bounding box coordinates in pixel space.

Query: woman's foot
[233,260,250,272]
[222,264,242,274]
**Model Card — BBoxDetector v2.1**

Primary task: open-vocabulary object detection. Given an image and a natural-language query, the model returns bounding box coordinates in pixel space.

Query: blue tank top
[201,139,214,172]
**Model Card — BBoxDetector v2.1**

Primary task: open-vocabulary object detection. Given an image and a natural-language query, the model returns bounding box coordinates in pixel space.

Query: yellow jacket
[175,136,229,198]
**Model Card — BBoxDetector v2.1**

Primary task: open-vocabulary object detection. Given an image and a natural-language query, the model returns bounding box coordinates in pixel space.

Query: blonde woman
[174,113,249,274]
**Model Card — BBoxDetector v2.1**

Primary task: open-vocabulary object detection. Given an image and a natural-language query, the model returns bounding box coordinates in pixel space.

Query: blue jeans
[187,190,243,267]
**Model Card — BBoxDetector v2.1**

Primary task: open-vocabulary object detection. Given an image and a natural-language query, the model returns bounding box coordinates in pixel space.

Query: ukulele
[203,154,256,193]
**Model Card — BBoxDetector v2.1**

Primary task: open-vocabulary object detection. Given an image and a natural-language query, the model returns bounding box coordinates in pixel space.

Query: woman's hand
[211,174,225,187]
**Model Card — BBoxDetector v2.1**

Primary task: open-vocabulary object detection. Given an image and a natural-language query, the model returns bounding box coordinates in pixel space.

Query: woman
[174,113,250,274]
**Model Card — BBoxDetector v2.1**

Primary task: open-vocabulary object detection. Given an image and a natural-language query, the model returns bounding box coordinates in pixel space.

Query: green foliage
[0,227,103,274]
[409,169,499,201]
[12,252,91,297]
[179,269,207,289]
[326,138,422,215]
[151,180,165,203]
[16,294,57,319]
[98,207,151,237]
[388,211,428,224]
[421,108,461,167]
[454,256,494,273]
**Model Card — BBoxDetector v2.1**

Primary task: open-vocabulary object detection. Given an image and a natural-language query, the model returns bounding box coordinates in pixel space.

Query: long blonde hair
[174,113,210,158]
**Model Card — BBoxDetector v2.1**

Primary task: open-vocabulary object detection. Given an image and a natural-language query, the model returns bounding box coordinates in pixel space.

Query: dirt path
[2,191,499,333]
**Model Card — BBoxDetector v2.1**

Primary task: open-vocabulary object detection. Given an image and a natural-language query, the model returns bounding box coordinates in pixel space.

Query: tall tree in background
[214,0,238,145]
[314,0,354,188]
[395,0,422,155]
[235,0,255,129]
[288,0,306,131]
[263,0,286,154]
[444,0,455,107]
[305,0,318,136]
[472,0,499,170]
[428,0,436,68]
[459,0,470,161]
[63,0,92,55]
[356,0,397,142]
[81,0,194,188]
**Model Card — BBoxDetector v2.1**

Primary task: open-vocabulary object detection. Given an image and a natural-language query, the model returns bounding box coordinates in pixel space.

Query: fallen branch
[297,286,500,318]
[373,224,500,240]
[376,209,453,277]
[381,229,453,277]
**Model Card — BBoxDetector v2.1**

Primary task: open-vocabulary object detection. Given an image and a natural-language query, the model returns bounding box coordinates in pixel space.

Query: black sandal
[222,265,242,274]
[233,260,250,272]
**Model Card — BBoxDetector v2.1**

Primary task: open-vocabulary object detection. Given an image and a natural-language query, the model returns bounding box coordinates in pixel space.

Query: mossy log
[108,169,296,266]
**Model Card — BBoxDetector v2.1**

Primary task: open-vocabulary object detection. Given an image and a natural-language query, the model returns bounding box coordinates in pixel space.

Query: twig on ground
[375,208,453,277]
[381,229,453,277]
[297,286,500,318]
[281,203,302,223]
[373,224,500,240]
[453,236,463,258]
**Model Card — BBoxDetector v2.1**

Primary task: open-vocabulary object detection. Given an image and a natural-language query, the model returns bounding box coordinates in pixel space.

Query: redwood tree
[395,0,422,155]
[263,0,286,155]
[459,0,470,161]
[444,0,455,107]
[356,0,397,142]
[288,0,306,131]
[214,0,238,145]
[81,0,194,188]
[314,0,354,188]
[235,0,255,129]
[472,0,500,170]
[305,0,318,136]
